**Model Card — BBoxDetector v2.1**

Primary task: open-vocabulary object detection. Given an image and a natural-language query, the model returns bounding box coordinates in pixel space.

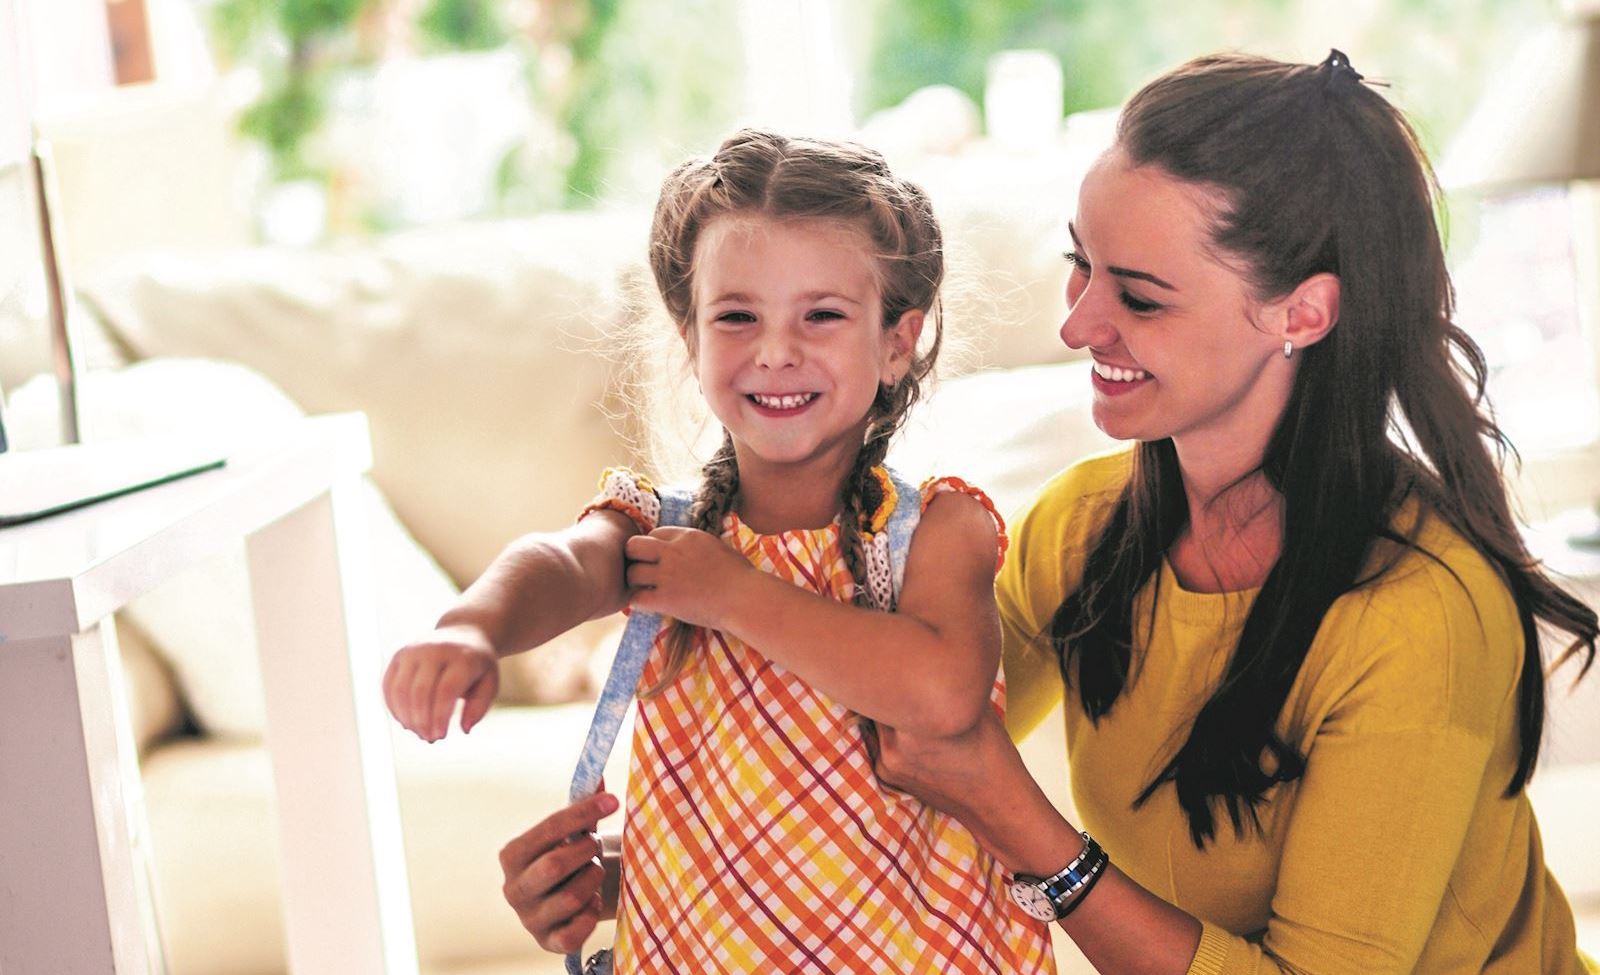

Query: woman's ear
[1280,273,1340,351]
[882,309,925,385]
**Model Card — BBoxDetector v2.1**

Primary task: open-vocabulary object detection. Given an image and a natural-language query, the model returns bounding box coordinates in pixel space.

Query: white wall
[19,0,113,114]
[0,0,32,166]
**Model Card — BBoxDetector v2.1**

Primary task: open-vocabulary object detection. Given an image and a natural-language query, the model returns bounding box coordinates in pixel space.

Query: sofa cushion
[114,615,188,755]
[140,703,629,975]
[82,213,654,590]
[895,359,1112,519]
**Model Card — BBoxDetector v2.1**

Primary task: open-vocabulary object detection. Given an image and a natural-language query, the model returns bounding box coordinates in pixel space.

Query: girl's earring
[1282,340,1294,360]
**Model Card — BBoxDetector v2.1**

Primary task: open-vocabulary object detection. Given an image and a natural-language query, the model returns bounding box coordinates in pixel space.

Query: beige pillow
[890,359,1113,519]
[82,213,653,589]
[114,615,187,756]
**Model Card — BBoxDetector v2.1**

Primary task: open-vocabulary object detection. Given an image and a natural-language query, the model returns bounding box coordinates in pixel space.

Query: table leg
[246,481,419,974]
[0,622,154,974]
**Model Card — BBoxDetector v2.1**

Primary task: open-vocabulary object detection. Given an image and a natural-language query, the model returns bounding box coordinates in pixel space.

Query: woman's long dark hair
[1050,52,1598,847]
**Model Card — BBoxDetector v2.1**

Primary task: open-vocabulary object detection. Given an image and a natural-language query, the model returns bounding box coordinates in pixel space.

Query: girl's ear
[882,309,925,385]
[1279,273,1340,351]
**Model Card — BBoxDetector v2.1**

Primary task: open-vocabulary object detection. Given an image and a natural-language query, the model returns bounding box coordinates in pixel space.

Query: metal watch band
[1055,853,1108,920]
[1038,831,1105,902]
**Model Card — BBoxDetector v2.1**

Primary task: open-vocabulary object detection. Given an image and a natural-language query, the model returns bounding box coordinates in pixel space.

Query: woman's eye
[1063,250,1090,274]
[1119,292,1163,314]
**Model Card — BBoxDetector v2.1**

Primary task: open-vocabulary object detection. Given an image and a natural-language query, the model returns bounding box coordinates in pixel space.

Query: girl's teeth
[753,393,816,409]
[1093,362,1149,383]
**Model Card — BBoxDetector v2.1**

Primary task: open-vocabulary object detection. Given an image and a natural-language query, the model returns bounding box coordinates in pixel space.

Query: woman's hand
[383,622,499,741]
[624,527,752,628]
[875,708,1011,823]
[877,708,1085,878]
[500,791,621,955]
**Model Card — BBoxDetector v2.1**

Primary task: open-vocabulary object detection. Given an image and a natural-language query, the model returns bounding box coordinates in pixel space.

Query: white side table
[0,414,418,974]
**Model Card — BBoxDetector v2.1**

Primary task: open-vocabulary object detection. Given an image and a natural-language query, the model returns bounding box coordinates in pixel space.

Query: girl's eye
[806,309,845,323]
[1119,292,1163,314]
[716,311,756,324]
[1063,250,1090,274]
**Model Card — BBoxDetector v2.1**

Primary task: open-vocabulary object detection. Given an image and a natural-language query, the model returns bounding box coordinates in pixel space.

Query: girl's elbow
[912,686,990,738]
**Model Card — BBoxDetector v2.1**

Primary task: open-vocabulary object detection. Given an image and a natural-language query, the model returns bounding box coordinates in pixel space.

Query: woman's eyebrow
[1068,223,1180,292]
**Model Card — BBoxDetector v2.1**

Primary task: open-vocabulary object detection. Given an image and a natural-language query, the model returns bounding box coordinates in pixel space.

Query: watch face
[1008,880,1058,922]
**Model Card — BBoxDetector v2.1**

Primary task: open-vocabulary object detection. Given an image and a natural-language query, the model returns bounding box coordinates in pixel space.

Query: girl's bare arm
[625,493,1001,737]
[385,510,635,740]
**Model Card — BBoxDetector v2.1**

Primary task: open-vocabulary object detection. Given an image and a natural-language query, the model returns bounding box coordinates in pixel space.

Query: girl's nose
[755,323,802,369]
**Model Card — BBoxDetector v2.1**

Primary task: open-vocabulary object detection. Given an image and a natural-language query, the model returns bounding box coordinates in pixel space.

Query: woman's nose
[1059,291,1119,352]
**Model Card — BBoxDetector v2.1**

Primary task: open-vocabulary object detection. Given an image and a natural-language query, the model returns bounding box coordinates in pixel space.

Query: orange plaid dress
[589,472,1056,975]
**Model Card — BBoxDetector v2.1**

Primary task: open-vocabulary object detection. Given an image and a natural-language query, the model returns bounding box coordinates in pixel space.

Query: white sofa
[7,180,1597,973]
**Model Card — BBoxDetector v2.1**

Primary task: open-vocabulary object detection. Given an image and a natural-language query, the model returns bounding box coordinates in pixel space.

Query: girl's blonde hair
[642,128,945,695]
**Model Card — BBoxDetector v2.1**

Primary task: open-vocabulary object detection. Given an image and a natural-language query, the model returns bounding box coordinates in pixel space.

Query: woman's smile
[1090,359,1153,397]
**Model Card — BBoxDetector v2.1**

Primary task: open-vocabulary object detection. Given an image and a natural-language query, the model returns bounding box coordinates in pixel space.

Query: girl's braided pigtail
[637,430,740,698]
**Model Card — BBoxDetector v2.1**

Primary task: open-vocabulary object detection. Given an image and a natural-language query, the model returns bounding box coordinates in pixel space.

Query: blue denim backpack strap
[881,467,922,597]
[565,485,693,975]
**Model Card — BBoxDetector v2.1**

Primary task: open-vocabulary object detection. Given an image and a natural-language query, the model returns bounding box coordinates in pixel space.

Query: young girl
[384,129,1057,974]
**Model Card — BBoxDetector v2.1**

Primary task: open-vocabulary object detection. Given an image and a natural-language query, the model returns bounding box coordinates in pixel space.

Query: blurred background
[3,0,1597,477]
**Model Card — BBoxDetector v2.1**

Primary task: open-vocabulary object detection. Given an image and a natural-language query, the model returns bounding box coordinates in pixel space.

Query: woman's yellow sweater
[999,450,1587,974]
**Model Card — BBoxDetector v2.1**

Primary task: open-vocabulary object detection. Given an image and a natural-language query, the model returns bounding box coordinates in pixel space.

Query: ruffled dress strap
[578,466,661,534]
[919,475,1011,573]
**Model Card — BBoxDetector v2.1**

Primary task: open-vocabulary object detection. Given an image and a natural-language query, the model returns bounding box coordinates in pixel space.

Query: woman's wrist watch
[1007,830,1110,922]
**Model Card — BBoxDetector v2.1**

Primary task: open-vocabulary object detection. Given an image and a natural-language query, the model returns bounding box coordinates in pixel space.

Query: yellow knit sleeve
[1189,535,1523,973]
[998,451,1132,741]
[998,562,1061,741]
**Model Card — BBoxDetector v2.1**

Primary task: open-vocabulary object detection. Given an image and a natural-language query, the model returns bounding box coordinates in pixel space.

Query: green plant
[212,0,371,180]
[209,0,742,216]
[417,0,508,51]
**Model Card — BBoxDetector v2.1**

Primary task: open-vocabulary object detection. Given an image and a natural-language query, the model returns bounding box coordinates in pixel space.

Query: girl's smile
[746,391,821,415]
[688,214,916,478]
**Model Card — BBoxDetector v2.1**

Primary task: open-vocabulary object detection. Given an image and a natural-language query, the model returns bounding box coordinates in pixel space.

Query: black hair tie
[1321,48,1364,87]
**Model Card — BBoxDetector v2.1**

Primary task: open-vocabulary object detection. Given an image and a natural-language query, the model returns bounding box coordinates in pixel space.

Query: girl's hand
[382,622,499,741]
[500,791,621,955]
[624,527,751,628]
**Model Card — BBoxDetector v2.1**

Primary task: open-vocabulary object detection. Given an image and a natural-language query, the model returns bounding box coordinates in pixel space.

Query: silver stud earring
[1283,340,1294,359]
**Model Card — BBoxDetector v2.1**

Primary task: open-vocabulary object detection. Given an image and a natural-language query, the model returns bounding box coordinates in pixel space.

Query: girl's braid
[836,418,896,610]
[640,430,740,698]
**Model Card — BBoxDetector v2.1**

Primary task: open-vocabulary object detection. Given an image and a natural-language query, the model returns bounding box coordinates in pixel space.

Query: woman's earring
[1283,340,1294,360]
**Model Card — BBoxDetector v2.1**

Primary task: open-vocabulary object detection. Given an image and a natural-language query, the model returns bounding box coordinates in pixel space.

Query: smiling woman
[1058,152,1326,484]
[871,51,1600,975]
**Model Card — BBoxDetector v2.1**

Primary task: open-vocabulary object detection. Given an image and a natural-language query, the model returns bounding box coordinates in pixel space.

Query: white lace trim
[595,468,660,532]
[863,530,895,611]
